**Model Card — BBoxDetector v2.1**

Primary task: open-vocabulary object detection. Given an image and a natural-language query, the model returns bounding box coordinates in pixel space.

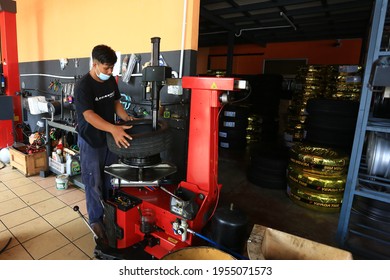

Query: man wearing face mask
[74,44,133,245]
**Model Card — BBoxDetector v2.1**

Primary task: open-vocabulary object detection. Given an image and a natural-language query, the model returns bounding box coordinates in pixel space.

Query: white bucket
[56,174,69,190]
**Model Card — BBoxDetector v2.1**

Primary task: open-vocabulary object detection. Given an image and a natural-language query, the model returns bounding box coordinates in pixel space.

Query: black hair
[92,45,117,65]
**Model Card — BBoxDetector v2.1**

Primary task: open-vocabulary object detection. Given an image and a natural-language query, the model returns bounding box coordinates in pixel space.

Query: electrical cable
[206,103,227,222]
[187,229,249,260]
[206,84,251,221]
[229,83,252,104]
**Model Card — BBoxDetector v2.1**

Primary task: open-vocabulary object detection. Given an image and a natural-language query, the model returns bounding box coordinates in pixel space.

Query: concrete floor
[216,143,340,250]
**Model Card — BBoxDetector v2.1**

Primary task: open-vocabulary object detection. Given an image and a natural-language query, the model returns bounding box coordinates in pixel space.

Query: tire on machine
[106,119,172,159]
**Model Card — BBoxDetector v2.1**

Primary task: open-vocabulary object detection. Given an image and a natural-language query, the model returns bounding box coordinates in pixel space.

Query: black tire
[306,98,359,117]
[250,147,289,171]
[247,143,288,189]
[306,114,357,130]
[219,138,246,149]
[249,163,287,177]
[218,129,246,140]
[305,127,355,150]
[220,117,248,130]
[247,170,287,189]
[352,196,390,234]
[221,105,250,119]
[106,119,172,158]
[249,74,283,116]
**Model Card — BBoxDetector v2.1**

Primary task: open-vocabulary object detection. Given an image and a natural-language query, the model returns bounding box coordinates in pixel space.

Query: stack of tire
[287,142,349,213]
[284,65,328,146]
[325,65,362,101]
[250,74,283,142]
[219,104,249,150]
[284,65,361,147]
[246,113,262,144]
[350,196,390,258]
[305,98,359,153]
[247,143,289,189]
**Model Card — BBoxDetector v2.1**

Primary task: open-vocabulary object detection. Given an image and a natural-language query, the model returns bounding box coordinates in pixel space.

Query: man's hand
[125,115,135,122]
[111,124,133,148]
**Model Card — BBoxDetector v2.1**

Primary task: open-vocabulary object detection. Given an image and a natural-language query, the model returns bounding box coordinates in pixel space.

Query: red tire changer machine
[93,39,248,260]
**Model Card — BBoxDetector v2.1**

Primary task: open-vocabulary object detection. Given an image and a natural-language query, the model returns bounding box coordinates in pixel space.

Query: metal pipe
[151,37,160,67]
[150,37,161,130]
[280,11,297,31]
[235,25,291,37]
[235,12,297,37]
[160,186,183,202]
[179,0,188,78]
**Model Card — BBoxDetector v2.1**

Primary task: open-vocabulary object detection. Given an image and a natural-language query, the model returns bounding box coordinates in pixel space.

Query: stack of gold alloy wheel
[325,65,362,101]
[246,113,262,143]
[285,65,328,144]
[286,142,350,212]
[284,64,362,147]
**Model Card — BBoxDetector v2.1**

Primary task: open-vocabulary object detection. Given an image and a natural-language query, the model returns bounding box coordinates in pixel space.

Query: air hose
[187,228,249,260]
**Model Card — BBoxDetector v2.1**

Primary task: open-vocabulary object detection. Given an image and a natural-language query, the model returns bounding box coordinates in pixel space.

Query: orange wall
[16,0,200,62]
[197,39,363,75]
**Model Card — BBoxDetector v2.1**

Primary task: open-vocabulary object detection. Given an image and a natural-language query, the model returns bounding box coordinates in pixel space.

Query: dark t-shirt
[74,73,121,148]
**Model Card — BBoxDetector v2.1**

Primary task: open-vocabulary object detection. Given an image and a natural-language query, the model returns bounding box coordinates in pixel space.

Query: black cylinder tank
[211,204,249,254]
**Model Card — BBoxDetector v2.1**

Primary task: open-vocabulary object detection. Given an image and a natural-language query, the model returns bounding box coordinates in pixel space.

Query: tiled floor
[0,165,95,260]
[0,146,343,260]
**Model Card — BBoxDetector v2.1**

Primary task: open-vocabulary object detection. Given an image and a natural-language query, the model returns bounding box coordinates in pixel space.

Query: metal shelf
[46,119,84,190]
[378,51,390,56]
[336,0,390,259]
[46,119,77,133]
[367,117,390,133]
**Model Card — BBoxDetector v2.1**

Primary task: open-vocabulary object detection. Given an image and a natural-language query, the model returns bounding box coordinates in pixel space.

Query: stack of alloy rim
[287,142,349,212]
[366,131,390,178]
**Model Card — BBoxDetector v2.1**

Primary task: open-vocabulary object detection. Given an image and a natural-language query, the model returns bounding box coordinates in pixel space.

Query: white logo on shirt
[95,91,115,102]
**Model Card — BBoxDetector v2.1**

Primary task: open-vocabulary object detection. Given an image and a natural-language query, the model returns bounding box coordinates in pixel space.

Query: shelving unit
[336,0,390,259]
[45,119,84,189]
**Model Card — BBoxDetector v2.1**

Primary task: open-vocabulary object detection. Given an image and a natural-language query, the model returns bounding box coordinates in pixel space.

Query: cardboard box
[247,224,353,260]
[9,146,48,177]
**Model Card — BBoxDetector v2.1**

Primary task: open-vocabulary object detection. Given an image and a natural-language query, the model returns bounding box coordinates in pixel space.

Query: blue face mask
[95,65,111,81]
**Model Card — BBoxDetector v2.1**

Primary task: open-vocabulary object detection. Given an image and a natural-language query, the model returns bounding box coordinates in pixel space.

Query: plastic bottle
[66,154,72,175]
[70,157,81,175]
